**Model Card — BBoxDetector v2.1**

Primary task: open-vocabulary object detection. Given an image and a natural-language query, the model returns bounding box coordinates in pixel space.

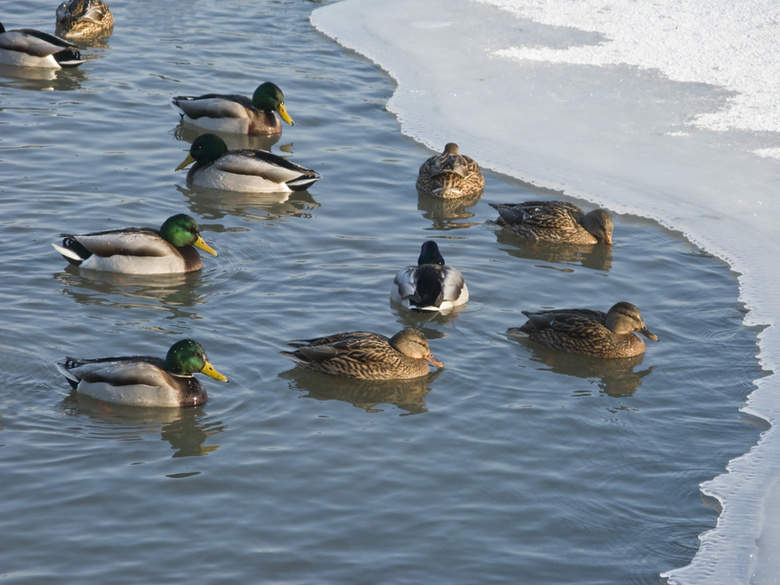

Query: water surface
[0,1,762,583]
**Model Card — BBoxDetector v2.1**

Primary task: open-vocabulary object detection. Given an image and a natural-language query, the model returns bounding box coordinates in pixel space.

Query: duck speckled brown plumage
[416,142,485,199]
[281,328,443,380]
[510,302,657,358]
[490,200,614,245]
[56,0,114,39]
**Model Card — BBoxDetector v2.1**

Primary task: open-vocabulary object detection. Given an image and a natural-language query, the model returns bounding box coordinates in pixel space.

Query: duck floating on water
[176,133,320,193]
[0,21,85,68]
[57,339,229,407]
[56,0,113,39]
[416,142,484,199]
[510,302,657,358]
[391,240,469,312]
[490,200,614,245]
[52,213,217,275]
[171,82,294,136]
[281,328,443,380]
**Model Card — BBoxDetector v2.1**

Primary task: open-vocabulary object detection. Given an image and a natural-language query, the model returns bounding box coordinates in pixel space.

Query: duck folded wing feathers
[64,229,175,257]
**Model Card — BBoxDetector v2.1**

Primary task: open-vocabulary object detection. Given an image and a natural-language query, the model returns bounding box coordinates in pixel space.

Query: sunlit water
[0,1,763,583]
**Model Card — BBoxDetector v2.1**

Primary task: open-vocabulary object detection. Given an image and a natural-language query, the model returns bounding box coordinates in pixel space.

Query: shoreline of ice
[311,0,780,582]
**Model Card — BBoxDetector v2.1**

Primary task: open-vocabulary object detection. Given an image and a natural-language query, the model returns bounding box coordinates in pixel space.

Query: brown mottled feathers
[490,200,614,245]
[416,142,485,199]
[511,302,657,358]
[281,328,443,380]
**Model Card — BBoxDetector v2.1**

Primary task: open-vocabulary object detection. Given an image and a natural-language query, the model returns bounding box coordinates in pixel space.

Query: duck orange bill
[175,153,196,171]
[193,236,218,256]
[277,103,294,126]
[201,360,228,382]
[425,354,444,368]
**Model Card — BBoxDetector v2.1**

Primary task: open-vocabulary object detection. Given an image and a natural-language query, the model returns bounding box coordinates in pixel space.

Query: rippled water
[0,1,764,583]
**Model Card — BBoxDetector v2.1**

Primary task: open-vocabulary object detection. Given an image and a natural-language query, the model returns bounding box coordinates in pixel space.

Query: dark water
[0,1,763,583]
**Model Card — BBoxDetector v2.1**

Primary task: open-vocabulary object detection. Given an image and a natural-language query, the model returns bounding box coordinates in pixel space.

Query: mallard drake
[57,339,228,407]
[416,142,485,199]
[176,133,320,193]
[171,82,294,136]
[490,200,614,245]
[281,328,444,380]
[55,0,113,39]
[510,302,658,358]
[0,21,85,68]
[52,213,217,274]
[391,240,469,311]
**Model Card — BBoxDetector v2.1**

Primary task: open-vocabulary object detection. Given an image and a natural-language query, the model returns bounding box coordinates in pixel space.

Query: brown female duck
[416,142,485,199]
[511,302,657,358]
[56,0,114,39]
[490,200,613,245]
[281,328,443,380]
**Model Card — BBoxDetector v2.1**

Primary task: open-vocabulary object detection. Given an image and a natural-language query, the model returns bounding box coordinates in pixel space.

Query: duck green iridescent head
[252,82,294,126]
[159,214,217,256]
[175,133,229,171]
[165,339,228,381]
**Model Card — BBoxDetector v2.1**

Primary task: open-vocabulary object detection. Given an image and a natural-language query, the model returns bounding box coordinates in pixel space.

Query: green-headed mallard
[0,21,85,68]
[490,200,614,245]
[171,82,294,136]
[391,240,468,312]
[52,213,217,274]
[281,328,443,380]
[416,142,485,199]
[511,302,658,358]
[57,339,228,407]
[56,0,113,39]
[176,133,320,193]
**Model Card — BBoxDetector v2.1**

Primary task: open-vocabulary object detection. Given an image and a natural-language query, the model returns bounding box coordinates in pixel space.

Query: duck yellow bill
[175,153,196,171]
[201,360,228,382]
[194,236,218,256]
[277,103,294,126]
[426,354,444,368]
[641,327,659,341]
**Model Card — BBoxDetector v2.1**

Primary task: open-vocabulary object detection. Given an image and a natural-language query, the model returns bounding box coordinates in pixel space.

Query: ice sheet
[311,0,780,582]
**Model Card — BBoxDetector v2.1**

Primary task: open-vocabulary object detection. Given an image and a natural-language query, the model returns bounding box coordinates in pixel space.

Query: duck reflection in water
[508,331,654,397]
[489,222,613,272]
[417,190,482,231]
[53,269,207,318]
[280,367,441,415]
[60,392,226,458]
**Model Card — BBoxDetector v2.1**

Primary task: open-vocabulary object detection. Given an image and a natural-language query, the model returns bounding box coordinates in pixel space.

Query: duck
[0,21,85,68]
[55,0,113,39]
[510,301,658,358]
[171,81,294,136]
[57,339,228,407]
[176,133,320,193]
[281,328,444,380]
[416,142,485,199]
[52,213,217,275]
[391,240,469,312]
[490,200,614,245]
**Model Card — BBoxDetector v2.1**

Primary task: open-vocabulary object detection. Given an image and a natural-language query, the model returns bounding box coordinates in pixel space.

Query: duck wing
[59,228,174,258]
[171,94,253,119]
[59,356,170,388]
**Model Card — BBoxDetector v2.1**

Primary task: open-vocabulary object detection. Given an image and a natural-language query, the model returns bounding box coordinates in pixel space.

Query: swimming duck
[52,213,217,274]
[490,200,614,245]
[56,0,113,39]
[281,328,444,380]
[510,302,658,358]
[0,21,85,68]
[176,133,320,193]
[416,142,485,199]
[171,82,294,136]
[57,339,228,407]
[391,240,469,312]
